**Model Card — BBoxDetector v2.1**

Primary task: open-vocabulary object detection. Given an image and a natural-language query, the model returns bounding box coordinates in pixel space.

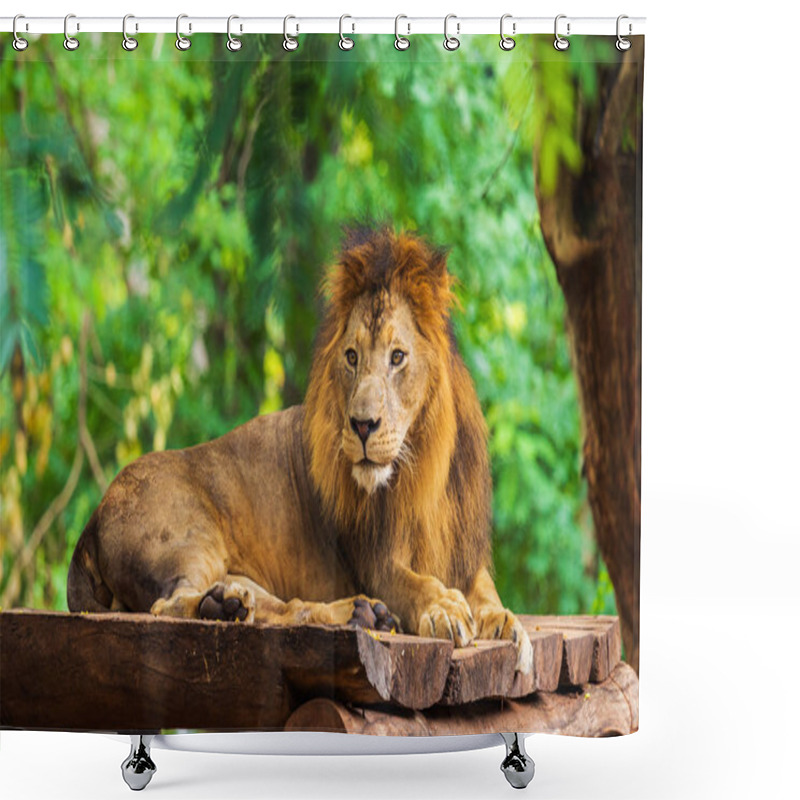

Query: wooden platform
[0,610,637,737]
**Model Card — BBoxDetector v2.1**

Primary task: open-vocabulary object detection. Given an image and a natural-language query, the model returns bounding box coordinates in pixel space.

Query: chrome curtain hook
[283,15,298,51]
[394,15,410,51]
[554,14,570,51]
[616,14,632,51]
[499,14,515,51]
[175,14,191,50]
[64,13,80,51]
[12,14,29,51]
[443,14,460,51]
[122,14,138,51]
[227,15,243,51]
[339,15,354,50]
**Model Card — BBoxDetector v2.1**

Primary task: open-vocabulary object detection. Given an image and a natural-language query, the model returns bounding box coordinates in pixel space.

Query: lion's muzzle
[350,416,381,444]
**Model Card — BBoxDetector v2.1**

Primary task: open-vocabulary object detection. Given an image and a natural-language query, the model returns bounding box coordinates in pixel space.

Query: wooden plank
[0,610,292,731]
[1,610,625,734]
[440,640,516,705]
[0,611,454,731]
[559,630,595,686]
[519,615,621,686]
[285,662,639,738]
[283,627,453,709]
[592,617,622,682]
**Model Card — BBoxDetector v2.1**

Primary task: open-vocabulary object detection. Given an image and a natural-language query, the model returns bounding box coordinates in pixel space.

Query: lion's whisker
[395,441,417,474]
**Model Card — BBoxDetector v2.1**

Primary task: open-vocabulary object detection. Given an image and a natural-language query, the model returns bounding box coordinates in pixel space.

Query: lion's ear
[324,252,367,316]
[428,246,458,313]
[429,246,454,291]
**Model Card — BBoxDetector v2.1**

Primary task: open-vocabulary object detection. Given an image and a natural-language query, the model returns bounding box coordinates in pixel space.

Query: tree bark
[534,41,644,673]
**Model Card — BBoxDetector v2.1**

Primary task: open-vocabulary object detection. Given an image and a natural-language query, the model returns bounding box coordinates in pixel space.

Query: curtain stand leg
[499,732,535,789]
[121,734,157,791]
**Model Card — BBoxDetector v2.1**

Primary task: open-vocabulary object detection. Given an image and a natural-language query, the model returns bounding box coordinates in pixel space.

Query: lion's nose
[350,417,381,444]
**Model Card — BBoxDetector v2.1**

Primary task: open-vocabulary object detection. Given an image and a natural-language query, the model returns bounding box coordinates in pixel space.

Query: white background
[3,1,799,798]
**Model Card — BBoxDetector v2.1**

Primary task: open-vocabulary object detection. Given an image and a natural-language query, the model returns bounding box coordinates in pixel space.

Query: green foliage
[1,35,614,618]
[519,36,610,195]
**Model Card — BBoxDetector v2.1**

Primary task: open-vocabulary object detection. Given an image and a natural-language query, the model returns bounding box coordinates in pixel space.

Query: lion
[67,227,533,673]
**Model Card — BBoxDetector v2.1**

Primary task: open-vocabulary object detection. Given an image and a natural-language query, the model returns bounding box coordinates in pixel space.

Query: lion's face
[338,291,430,494]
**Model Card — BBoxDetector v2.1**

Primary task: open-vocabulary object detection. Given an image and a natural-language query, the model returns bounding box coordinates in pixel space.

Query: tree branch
[0,316,102,607]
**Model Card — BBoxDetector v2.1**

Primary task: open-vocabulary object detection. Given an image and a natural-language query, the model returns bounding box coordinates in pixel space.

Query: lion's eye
[391,349,405,367]
[345,349,358,367]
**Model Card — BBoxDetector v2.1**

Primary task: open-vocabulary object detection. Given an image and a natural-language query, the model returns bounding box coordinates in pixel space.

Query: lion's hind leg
[150,584,210,619]
[150,575,256,623]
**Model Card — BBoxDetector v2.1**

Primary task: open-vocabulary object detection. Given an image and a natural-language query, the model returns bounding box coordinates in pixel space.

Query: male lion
[68,227,533,673]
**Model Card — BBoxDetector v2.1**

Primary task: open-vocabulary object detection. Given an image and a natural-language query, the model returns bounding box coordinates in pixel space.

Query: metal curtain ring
[499,14,515,51]
[227,15,242,51]
[443,14,460,51]
[12,14,29,51]
[339,14,354,50]
[616,14,632,51]
[283,15,299,51]
[175,14,191,50]
[64,13,79,50]
[554,14,570,51]
[394,15,410,51]
[122,14,138,51]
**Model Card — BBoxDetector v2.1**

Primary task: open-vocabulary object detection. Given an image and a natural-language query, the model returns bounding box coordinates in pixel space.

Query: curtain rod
[1,16,646,37]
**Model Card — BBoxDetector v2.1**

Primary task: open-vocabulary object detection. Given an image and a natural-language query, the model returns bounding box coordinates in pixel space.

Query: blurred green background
[0,33,615,618]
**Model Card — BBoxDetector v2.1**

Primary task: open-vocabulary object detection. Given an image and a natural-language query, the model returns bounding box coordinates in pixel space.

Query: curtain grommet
[64,13,80,51]
[394,15,410,51]
[499,14,515,51]
[122,14,138,51]
[283,15,299,51]
[339,14,355,50]
[175,14,192,50]
[554,14,570,51]
[616,15,632,51]
[12,14,29,51]
[227,15,243,52]
[443,14,460,51]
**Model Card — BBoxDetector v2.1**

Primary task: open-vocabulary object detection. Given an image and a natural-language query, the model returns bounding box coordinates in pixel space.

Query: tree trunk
[534,41,644,673]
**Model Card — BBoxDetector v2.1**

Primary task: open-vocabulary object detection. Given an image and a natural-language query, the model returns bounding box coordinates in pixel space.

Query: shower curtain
[0,28,643,740]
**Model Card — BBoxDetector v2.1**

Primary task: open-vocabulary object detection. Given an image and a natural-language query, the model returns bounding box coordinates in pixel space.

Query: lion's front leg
[379,564,477,648]
[466,567,533,675]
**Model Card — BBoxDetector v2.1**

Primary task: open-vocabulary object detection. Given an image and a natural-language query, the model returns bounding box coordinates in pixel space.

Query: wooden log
[512,628,563,695]
[285,662,639,738]
[1,610,625,733]
[519,616,621,686]
[558,631,595,686]
[0,611,453,731]
[440,640,517,705]
[529,616,621,682]
[0,610,292,731]
[283,627,453,709]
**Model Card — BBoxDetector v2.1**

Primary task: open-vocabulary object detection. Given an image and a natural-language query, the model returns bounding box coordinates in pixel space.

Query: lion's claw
[476,607,533,674]
[418,589,475,648]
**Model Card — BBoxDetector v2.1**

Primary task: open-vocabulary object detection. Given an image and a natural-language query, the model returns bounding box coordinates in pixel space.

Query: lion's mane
[302,227,492,594]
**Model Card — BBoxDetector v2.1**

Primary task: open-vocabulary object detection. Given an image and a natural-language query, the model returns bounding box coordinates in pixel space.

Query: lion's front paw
[348,597,402,632]
[198,581,254,623]
[476,607,533,674]
[418,589,476,648]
